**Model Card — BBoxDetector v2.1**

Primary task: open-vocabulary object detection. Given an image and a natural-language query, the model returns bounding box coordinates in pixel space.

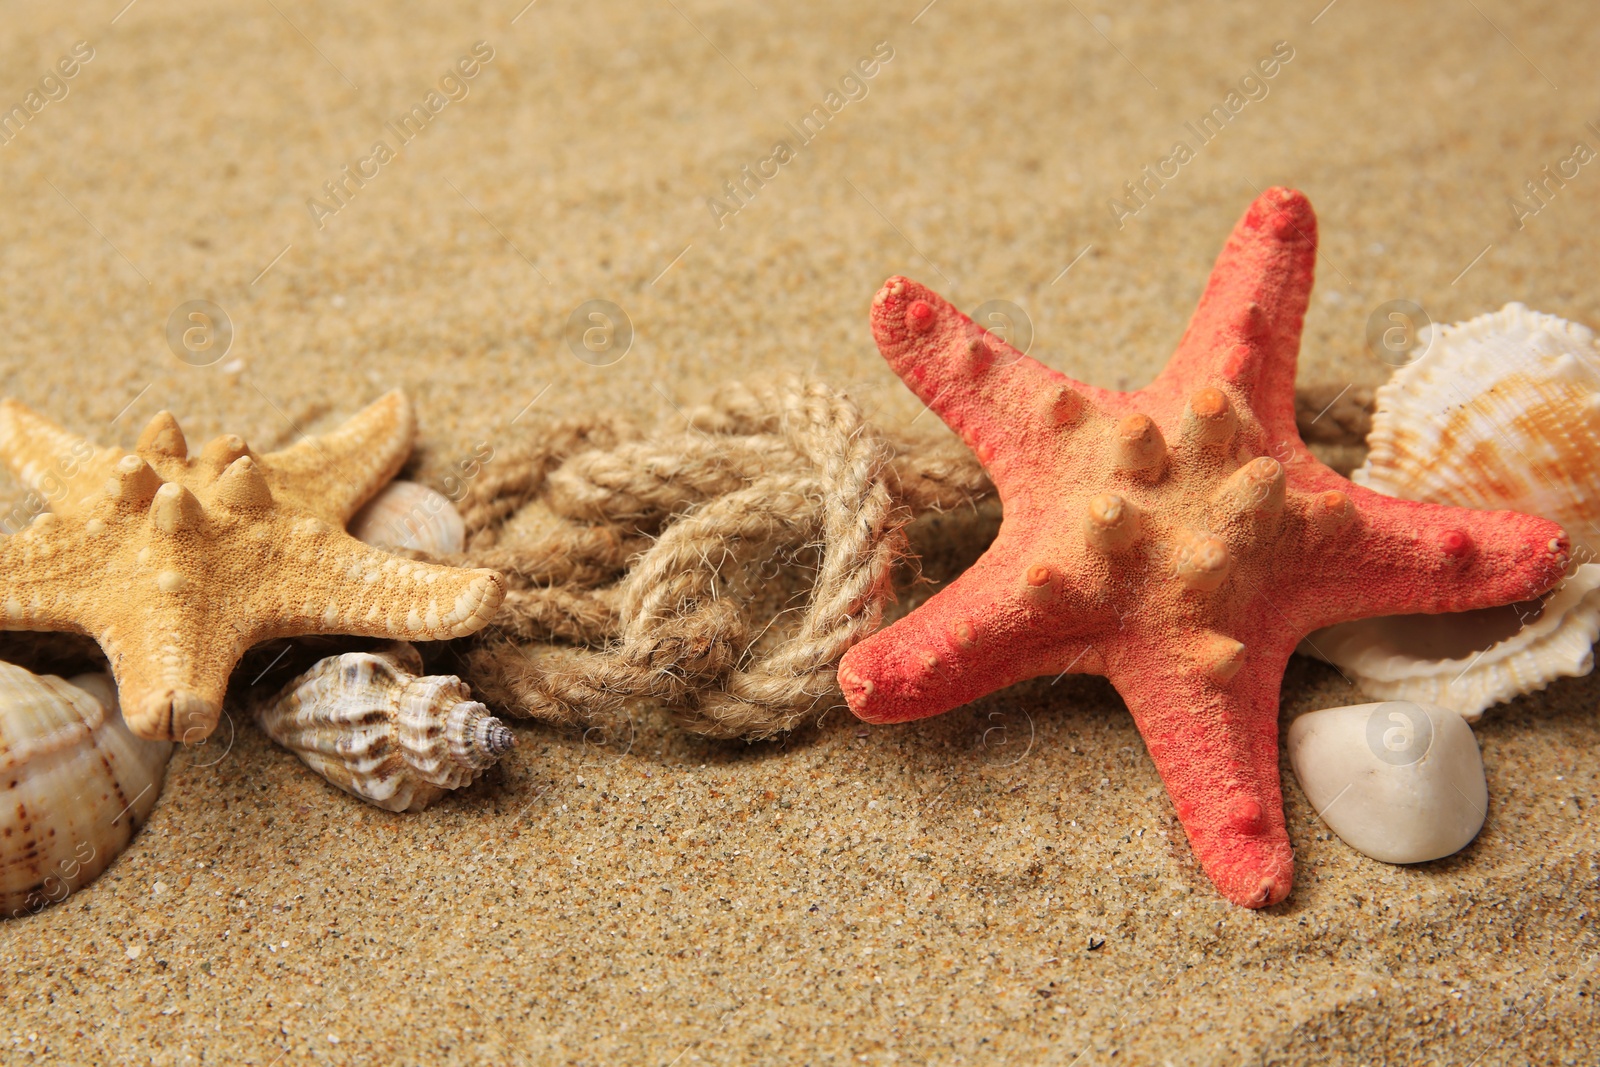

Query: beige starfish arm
[0,519,100,632]
[0,400,128,518]
[839,545,1107,724]
[100,613,249,742]
[245,526,504,642]
[1105,631,1298,910]
[259,391,416,524]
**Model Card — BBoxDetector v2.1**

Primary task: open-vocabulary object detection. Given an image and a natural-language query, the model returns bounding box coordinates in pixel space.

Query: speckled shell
[348,480,466,555]
[0,662,172,918]
[1305,305,1600,718]
[252,642,513,813]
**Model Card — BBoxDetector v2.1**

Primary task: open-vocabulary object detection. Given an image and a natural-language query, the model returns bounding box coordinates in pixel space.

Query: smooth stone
[1287,701,1487,865]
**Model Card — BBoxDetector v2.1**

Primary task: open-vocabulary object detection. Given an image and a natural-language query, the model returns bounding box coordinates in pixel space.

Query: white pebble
[1288,701,1487,864]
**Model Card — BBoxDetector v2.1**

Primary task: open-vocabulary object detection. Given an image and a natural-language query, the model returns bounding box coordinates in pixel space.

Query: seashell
[1355,303,1600,554]
[252,642,514,813]
[348,480,466,555]
[1287,701,1487,864]
[0,662,172,918]
[1307,565,1600,720]
[1304,304,1600,718]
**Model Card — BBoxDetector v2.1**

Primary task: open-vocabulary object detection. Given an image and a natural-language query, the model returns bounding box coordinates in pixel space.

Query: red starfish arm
[1295,485,1569,628]
[1141,188,1316,446]
[867,277,1116,471]
[1106,634,1297,909]
[838,544,1104,724]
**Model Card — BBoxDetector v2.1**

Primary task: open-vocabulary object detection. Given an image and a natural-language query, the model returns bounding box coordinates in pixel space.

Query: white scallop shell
[1307,565,1600,720]
[348,480,466,555]
[1304,304,1600,719]
[1288,701,1486,864]
[0,662,172,917]
[252,642,514,813]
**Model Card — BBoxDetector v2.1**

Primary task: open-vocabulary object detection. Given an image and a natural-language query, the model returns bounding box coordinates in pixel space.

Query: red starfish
[838,188,1569,908]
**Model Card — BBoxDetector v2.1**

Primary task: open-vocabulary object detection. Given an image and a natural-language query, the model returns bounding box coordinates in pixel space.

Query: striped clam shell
[0,662,171,917]
[348,480,466,556]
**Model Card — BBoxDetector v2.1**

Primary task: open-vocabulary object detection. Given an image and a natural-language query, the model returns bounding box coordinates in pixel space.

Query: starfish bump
[0,391,505,742]
[838,188,1570,908]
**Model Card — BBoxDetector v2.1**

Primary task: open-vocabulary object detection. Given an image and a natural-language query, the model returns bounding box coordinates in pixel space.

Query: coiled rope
[449,380,991,739]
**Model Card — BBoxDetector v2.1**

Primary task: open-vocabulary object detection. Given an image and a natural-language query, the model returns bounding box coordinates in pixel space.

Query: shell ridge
[252,642,513,812]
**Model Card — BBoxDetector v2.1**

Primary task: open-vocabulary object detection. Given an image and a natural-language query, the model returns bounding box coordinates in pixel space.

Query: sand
[0,0,1596,1062]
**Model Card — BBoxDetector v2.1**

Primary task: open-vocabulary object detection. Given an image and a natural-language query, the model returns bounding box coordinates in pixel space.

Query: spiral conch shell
[252,642,514,812]
[1305,304,1600,719]
[0,662,172,917]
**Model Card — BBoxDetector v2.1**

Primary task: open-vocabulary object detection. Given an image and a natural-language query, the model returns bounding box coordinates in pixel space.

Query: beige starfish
[0,391,505,741]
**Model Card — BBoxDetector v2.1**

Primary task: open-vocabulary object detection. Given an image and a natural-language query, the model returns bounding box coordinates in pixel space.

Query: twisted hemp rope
[450,380,991,740]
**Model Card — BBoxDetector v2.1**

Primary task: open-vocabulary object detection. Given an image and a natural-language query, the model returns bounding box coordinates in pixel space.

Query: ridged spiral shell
[1357,303,1600,555]
[0,662,172,917]
[252,642,513,812]
[1305,304,1600,718]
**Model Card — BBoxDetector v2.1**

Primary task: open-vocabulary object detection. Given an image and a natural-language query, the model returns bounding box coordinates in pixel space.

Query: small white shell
[1288,701,1487,864]
[0,662,172,917]
[348,480,466,555]
[253,642,513,813]
[1305,304,1600,718]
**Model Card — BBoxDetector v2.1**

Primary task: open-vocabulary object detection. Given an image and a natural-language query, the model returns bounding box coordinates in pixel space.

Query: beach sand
[0,0,1596,1061]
